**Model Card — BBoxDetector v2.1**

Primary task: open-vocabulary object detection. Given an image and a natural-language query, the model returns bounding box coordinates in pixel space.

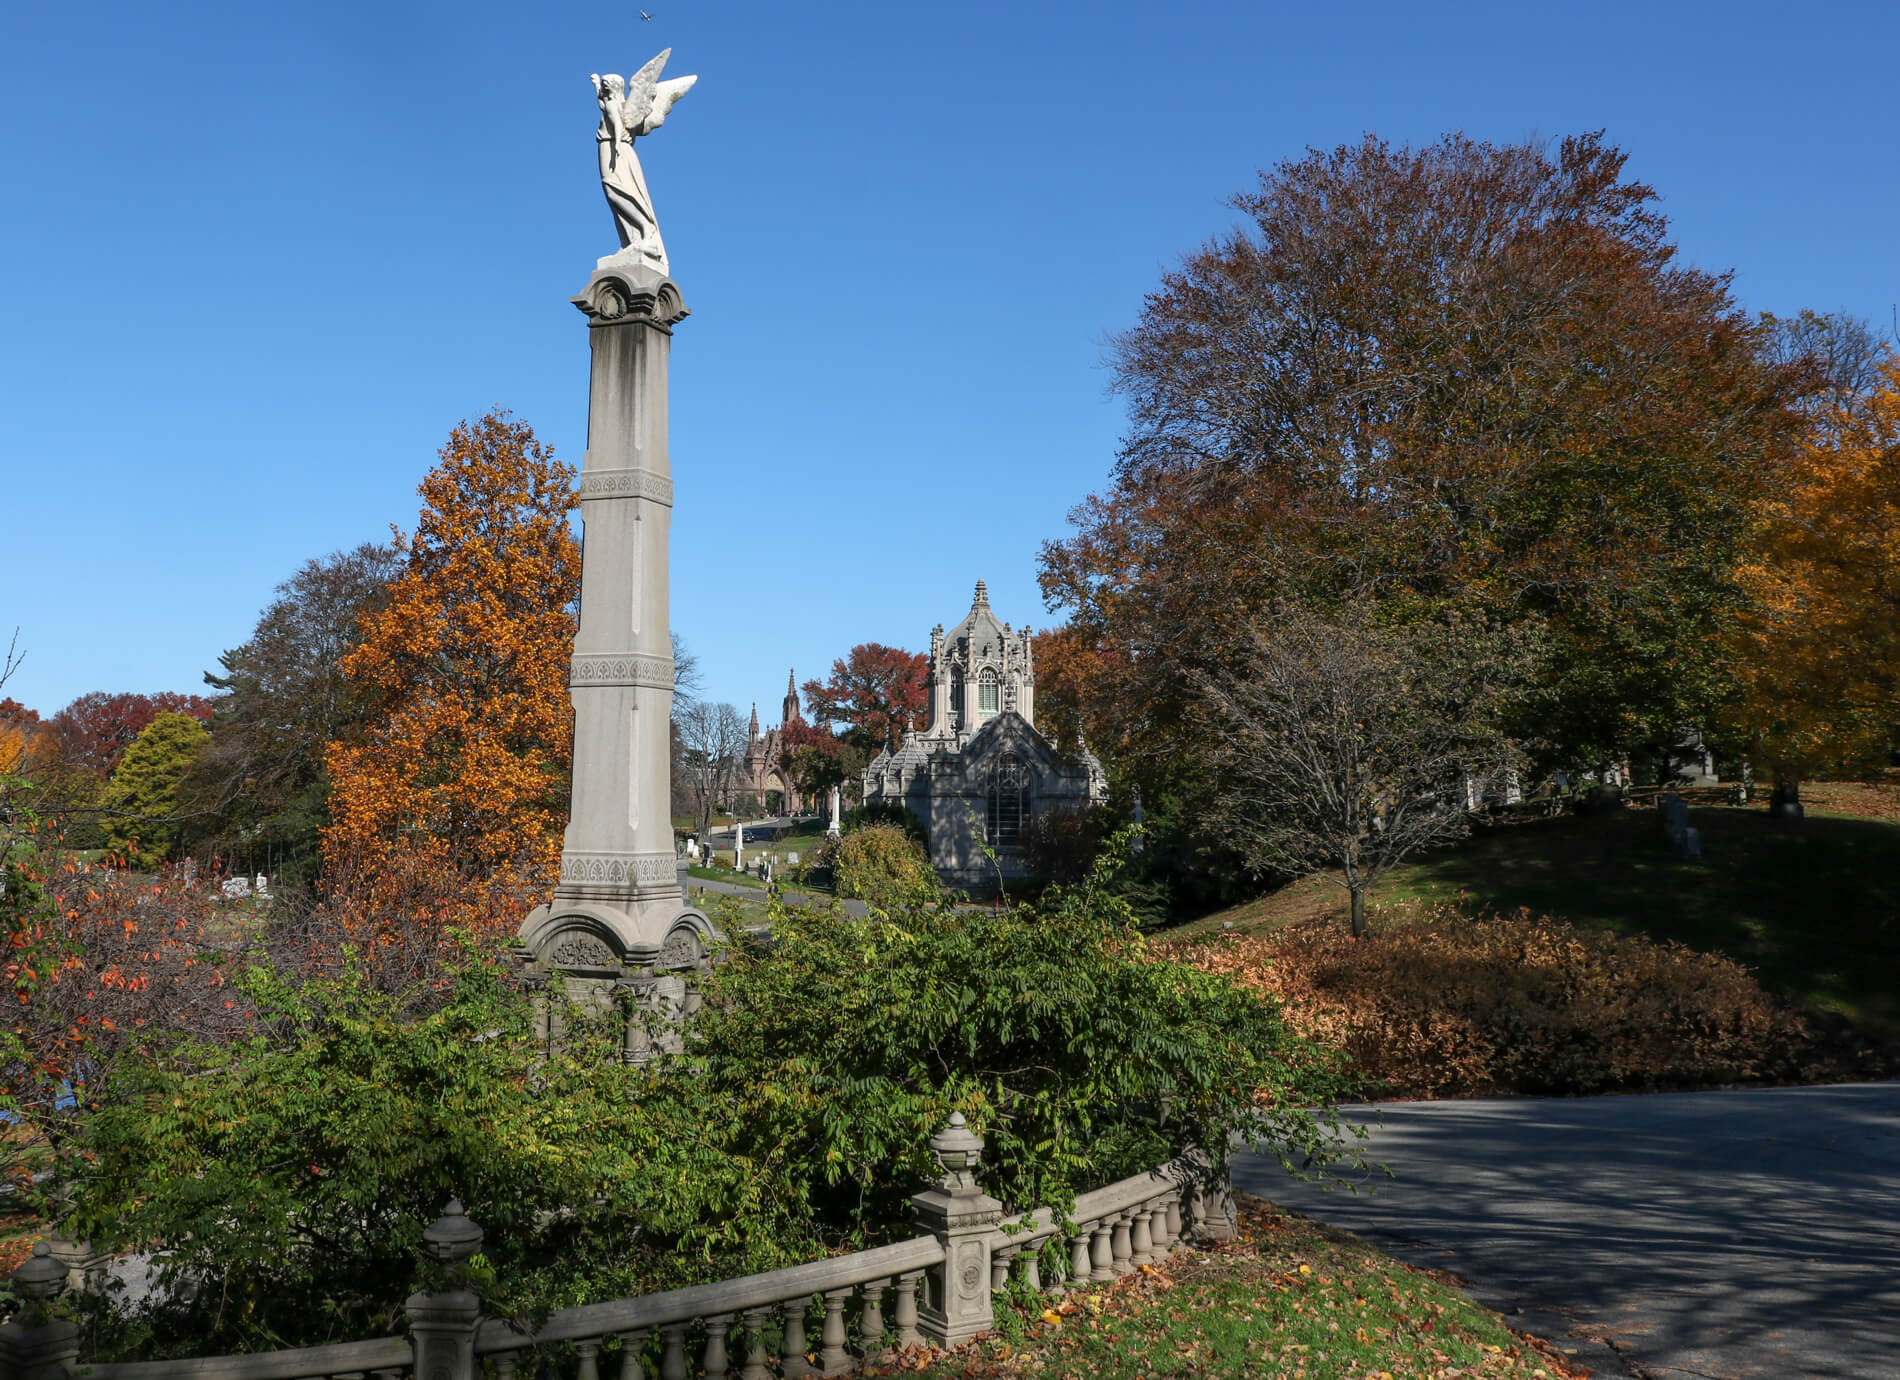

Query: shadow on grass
[1391,806,1900,1036]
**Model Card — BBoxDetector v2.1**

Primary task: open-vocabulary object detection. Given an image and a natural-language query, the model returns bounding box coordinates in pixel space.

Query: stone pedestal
[521,263,711,1001]
[911,1114,1002,1347]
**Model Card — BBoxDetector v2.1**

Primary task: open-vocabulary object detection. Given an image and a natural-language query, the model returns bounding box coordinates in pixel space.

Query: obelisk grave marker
[521,48,711,1003]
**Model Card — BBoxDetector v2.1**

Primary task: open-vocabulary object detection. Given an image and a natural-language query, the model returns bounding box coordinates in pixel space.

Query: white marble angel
[591,49,697,272]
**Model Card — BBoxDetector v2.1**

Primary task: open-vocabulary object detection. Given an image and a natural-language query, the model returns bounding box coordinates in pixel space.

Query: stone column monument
[520,50,711,1019]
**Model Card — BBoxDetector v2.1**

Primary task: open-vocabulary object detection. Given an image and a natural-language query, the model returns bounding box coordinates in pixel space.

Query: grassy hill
[1171,784,1900,1040]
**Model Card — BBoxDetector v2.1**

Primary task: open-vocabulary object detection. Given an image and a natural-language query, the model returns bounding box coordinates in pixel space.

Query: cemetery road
[1235,1083,1900,1379]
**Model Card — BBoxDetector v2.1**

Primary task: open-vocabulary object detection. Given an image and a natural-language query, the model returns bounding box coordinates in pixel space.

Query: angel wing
[642,74,697,131]
[622,48,671,129]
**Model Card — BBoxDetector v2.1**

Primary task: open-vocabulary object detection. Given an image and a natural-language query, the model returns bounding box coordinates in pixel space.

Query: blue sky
[4,0,1896,723]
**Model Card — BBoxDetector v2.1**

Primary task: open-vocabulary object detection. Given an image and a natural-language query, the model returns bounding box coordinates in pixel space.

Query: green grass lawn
[1173,796,1900,1038]
[904,1193,1579,1379]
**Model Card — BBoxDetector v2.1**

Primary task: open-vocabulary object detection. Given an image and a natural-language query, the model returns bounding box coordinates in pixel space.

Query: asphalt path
[1234,1084,1900,1379]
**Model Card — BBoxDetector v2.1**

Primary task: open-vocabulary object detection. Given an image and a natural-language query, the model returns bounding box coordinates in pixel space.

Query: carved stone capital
[572,267,689,328]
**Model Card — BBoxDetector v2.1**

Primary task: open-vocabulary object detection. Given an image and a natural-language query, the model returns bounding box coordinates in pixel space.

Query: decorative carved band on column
[569,653,676,689]
[560,851,680,888]
[578,466,675,505]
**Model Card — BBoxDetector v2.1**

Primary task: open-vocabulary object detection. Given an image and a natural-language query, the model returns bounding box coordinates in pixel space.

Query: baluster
[617,1327,650,1380]
[703,1313,734,1380]
[1089,1219,1115,1282]
[1150,1201,1172,1254]
[1165,1196,1183,1247]
[892,1270,924,1349]
[1069,1227,1092,1291]
[781,1296,813,1378]
[659,1323,689,1380]
[1111,1213,1133,1274]
[860,1278,888,1360]
[1130,1206,1155,1266]
[1021,1245,1042,1293]
[578,1337,603,1380]
[990,1244,1017,1292]
[494,1354,520,1379]
[739,1307,772,1380]
[819,1289,851,1375]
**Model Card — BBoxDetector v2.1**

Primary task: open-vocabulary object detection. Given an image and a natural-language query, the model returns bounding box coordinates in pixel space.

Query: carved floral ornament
[550,930,620,969]
[569,652,676,689]
[560,850,678,886]
[578,466,674,504]
[659,925,703,969]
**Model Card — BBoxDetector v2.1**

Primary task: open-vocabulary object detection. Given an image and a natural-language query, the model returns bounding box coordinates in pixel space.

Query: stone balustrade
[0,1122,1229,1379]
[473,1234,944,1378]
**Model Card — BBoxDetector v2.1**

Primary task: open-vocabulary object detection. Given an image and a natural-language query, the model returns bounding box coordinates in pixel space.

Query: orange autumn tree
[323,411,579,938]
[1729,354,1900,793]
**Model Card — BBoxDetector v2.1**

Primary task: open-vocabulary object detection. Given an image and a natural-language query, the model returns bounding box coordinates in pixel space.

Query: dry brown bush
[1171,905,1812,1097]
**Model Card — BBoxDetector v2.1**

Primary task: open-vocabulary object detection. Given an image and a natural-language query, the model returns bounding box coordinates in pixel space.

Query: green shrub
[677,856,1357,1244]
[1178,904,1812,1097]
[58,855,1356,1359]
[61,946,816,1358]
[840,799,926,844]
[816,823,939,908]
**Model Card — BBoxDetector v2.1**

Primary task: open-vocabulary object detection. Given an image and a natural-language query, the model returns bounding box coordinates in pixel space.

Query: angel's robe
[597,103,664,264]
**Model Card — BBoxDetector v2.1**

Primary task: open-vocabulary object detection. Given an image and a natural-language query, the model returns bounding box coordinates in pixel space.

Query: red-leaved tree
[48,692,214,779]
[800,645,928,752]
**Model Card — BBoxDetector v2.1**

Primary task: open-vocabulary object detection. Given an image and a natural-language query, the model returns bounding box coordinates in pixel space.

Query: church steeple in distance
[972,578,989,609]
[749,702,759,740]
[783,669,801,725]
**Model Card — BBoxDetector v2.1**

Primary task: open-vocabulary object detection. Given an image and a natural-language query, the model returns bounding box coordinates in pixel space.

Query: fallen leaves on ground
[884,1193,1591,1380]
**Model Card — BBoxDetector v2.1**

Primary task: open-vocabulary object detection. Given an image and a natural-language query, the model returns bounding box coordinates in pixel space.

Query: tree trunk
[1349,886,1367,939]
[1770,772,1805,820]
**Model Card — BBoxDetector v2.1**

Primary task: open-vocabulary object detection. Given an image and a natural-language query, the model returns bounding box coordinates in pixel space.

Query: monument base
[519,891,714,1064]
[521,893,713,972]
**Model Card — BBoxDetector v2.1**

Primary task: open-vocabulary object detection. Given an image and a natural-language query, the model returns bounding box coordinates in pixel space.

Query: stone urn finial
[11,1242,68,1315]
[422,1198,485,1268]
[928,1112,986,1194]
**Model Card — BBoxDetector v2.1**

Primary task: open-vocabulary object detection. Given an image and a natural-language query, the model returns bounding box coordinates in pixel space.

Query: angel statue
[591,49,697,272]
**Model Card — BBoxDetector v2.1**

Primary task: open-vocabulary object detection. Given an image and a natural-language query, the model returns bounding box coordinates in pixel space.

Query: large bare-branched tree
[1195,607,1529,938]
[675,700,748,841]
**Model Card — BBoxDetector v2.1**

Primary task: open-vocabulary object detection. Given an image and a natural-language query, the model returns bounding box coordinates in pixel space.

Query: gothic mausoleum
[862,580,1106,885]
